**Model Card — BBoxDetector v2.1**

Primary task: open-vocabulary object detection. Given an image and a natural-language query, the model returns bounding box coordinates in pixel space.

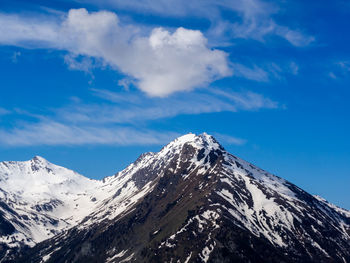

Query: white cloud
[128,27,231,96]
[0,8,231,97]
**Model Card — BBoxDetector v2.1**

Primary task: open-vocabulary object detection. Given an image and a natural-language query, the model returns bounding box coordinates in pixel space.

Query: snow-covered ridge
[314,195,350,218]
[0,133,221,248]
[0,156,100,202]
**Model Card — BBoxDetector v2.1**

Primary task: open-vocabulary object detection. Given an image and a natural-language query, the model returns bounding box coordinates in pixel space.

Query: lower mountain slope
[11,133,350,263]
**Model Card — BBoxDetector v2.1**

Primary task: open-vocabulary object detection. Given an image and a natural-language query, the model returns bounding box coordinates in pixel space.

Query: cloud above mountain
[0,8,231,97]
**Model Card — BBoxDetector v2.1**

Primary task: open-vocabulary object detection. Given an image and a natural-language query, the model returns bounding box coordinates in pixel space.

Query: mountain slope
[0,154,157,260]
[8,133,350,263]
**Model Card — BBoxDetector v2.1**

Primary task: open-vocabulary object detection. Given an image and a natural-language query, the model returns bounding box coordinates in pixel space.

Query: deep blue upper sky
[0,0,349,209]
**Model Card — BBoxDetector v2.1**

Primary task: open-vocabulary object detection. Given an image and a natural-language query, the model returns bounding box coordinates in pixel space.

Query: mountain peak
[166,132,224,151]
[31,155,48,163]
[29,155,53,171]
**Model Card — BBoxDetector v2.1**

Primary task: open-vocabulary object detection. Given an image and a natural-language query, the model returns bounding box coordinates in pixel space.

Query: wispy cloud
[0,89,280,147]
[0,121,179,146]
[213,133,247,146]
[57,89,279,125]
[11,51,21,63]
[77,0,314,47]
[231,63,269,82]
[0,108,10,116]
[276,27,314,47]
[289,62,299,75]
[210,1,313,47]
[329,72,337,79]
[328,61,350,79]
[63,53,95,73]
[0,13,60,47]
[208,89,279,111]
[0,121,247,147]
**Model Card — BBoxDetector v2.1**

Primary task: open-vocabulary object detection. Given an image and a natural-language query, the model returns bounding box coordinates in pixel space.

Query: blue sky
[0,0,349,209]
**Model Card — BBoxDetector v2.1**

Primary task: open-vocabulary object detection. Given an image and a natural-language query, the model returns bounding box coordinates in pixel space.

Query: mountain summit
[0,133,349,262]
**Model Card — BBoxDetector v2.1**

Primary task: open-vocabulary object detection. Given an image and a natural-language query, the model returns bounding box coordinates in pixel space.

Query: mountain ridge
[0,133,349,262]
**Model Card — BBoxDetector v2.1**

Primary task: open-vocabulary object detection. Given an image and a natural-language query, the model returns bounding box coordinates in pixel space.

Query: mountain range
[0,133,349,262]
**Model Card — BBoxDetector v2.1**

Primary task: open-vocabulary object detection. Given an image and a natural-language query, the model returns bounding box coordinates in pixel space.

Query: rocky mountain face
[0,133,349,262]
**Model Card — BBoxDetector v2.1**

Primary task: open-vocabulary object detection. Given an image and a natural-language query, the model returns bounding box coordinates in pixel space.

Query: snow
[152,229,160,235]
[314,195,350,218]
[222,154,296,199]
[216,180,292,247]
[0,157,104,246]
[202,210,220,223]
[40,247,61,262]
[106,250,128,263]
[41,254,51,262]
[216,167,302,247]
[310,241,329,257]
[162,209,220,250]
[119,253,134,262]
[184,252,192,263]
[157,133,221,163]
[199,242,215,263]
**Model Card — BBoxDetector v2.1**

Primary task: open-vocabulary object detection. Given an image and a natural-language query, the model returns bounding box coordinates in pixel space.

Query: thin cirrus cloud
[57,88,279,125]
[213,133,247,146]
[75,0,314,47]
[0,8,231,97]
[230,63,269,82]
[0,89,278,147]
[0,121,245,147]
[0,108,11,116]
[0,121,180,146]
[328,61,350,80]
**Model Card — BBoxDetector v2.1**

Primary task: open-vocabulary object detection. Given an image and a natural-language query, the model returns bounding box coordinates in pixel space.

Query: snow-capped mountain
[1,133,350,262]
[0,154,156,257]
[0,156,101,247]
